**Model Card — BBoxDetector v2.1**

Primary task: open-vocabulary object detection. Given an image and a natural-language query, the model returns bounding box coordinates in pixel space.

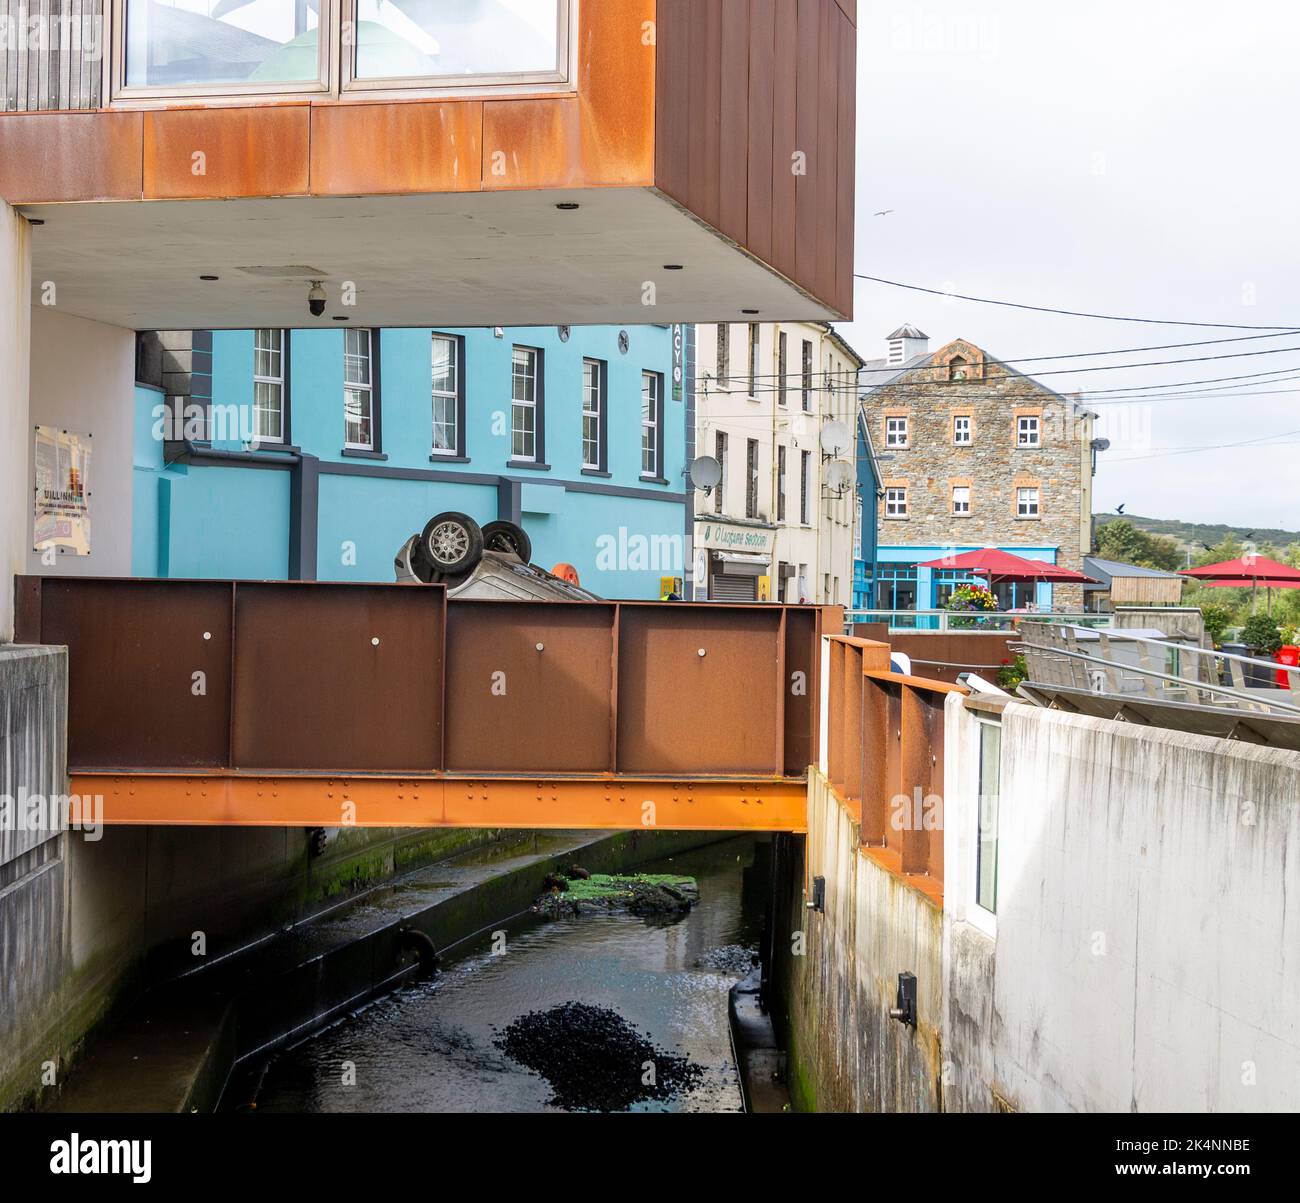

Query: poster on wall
[33,426,92,557]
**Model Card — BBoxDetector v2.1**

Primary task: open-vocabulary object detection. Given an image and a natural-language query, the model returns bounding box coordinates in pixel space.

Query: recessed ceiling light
[664,264,684,271]
[28,218,45,226]
[743,309,760,315]
[556,202,580,211]
[333,316,350,322]
[199,275,219,281]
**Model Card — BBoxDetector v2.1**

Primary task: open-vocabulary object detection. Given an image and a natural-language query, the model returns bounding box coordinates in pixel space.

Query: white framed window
[952,485,971,515]
[954,415,972,445]
[975,719,1002,917]
[511,346,540,462]
[885,487,908,518]
[582,358,604,471]
[342,0,571,94]
[885,416,909,449]
[1017,415,1041,447]
[114,0,574,102]
[431,334,460,457]
[641,371,662,479]
[253,328,285,444]
[1017,486,1040,518]
[343,328,374,450]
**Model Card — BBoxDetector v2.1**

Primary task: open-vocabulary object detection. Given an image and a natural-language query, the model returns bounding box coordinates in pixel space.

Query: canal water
[242,836,769,1113]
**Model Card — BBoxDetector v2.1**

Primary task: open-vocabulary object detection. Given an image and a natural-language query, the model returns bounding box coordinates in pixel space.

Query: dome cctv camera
[308,280,327,318]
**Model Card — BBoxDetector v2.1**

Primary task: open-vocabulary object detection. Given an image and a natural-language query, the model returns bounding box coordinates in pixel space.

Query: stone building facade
[859,331,1095,612]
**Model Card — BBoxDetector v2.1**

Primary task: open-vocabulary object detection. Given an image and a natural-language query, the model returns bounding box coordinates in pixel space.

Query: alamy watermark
[0,788,103,842]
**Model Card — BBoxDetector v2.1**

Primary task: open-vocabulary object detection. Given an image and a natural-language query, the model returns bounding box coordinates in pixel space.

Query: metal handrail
[1020,624,1285,675]
[1011,641,1300,716]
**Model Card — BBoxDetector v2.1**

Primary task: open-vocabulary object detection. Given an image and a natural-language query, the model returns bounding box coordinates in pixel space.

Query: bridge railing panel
[15,577,832,785]
[822,634,966,895]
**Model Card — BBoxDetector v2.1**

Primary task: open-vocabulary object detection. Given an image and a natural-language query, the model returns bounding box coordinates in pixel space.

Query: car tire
[421,512,484,576]
[481,520,532,565]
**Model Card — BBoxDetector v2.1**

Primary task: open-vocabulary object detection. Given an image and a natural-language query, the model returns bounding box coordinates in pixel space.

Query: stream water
[243,836,769,1113]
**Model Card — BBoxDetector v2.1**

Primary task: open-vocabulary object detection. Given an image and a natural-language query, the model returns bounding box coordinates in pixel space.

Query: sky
[840,0,1300,534]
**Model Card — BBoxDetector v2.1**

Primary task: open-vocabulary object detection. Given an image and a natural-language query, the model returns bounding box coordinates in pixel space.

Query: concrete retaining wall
[942,698,1300,1112]
[769,770,942,1112]
[775,689,1300,1113]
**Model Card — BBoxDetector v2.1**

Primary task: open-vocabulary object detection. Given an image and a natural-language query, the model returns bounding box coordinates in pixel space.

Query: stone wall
[863,339,1091,608]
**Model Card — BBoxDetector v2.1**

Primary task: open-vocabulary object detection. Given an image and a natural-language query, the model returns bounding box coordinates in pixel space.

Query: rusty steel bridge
[17,577,848,833]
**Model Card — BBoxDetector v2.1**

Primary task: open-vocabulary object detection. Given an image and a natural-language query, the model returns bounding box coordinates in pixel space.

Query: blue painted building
[133,325,688,598]
[852,408,882,611]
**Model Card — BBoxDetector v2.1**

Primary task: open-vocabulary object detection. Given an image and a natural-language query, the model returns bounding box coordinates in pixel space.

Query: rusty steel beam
[68,773,809,833]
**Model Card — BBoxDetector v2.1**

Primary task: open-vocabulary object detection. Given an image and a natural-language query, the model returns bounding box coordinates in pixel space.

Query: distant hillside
[1095,513,1300,550]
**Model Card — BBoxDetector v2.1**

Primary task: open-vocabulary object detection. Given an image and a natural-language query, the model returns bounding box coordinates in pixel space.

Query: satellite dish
[825,459,854,494]
[820,420,851,457]
[689,455,722,491]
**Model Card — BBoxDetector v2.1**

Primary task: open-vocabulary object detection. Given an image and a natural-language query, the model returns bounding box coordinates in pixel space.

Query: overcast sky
[840,0,1300,534]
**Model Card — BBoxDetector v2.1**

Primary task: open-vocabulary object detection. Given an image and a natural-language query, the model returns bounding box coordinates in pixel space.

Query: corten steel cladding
[783,608,819,776]
[19,578,235,769]
[231,583,444,773]
[616,605,785,775]
[444,601,615,773]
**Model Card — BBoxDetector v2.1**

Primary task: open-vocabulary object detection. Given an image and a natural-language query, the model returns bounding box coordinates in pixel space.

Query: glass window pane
[432,336,457,395]
[126,0,321,89]
[432,395,457,453]
[977,722,1001,913]
[353,0,563,81]
[344,329,370,386]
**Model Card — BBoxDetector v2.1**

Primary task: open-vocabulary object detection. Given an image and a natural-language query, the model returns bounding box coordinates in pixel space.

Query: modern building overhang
[15,188,838,330]
[0,0,859,328]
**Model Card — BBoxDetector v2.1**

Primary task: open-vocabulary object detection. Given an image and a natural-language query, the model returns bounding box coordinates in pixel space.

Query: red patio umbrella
[917,547,1095,584]
[1181,556,1300,614]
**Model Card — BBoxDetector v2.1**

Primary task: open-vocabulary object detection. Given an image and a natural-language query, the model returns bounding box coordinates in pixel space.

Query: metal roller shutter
[710,572,758,602]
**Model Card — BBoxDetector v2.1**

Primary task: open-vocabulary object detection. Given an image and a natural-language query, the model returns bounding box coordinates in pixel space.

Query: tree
[1094,519,1183,571]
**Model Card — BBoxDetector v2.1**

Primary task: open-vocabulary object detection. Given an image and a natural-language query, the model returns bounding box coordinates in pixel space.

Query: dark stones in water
[494,1002,705,1112]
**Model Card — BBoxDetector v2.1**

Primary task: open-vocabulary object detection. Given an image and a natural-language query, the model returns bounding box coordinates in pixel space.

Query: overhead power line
[853,273,1299,331]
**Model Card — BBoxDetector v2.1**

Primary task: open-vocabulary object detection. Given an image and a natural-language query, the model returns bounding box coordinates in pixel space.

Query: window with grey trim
[511,346,540,461]
[714,430,728,515]
[801,339,813,411]
[582,358,606,470]
[800,450,810,525]
[254,328,286,443]
[716,324,730,384]
[344,328,375,450]
[778,331,789,406]
[976,719,1002,914]
[431,334,461,456]
[777,445,787,522]
[641,371,663,479]
[746,439,759,519]
[748,323,760,396]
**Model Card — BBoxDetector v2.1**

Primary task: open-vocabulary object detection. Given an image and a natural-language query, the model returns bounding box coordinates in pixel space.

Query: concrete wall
[769,770,943,1112]
[0,645,68,1110]
[0,204,31,640]
[26,307,137,579]
[942,696,1300,1112]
